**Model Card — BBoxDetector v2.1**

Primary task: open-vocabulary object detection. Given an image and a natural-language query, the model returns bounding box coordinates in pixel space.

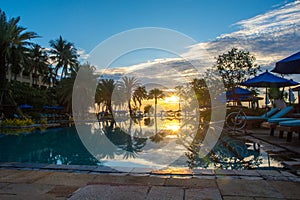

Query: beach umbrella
[272,51,300,74]
[240,70,298,109]
[226,87,251,97]
[19,104,33,109]
[52,106,64,110]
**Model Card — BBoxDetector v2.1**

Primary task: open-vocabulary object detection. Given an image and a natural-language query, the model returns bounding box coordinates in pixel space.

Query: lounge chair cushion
[243,116,266,120]
[267,118,295,123]
[239,108,279,121]
[270,106,293,119]
[263,108,279,117]
[279,119,300,127]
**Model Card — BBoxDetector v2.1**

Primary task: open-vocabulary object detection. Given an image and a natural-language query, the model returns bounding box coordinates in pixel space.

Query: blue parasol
[240,70,298,106]
[272,51,300,74]
[19,104,33,109]
[226,87,251,97]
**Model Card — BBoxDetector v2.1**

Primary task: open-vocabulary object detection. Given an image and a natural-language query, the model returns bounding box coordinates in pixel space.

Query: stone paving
[0,165,299,199]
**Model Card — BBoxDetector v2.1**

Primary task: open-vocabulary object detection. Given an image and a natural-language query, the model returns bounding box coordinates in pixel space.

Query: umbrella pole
[265,87,268,117]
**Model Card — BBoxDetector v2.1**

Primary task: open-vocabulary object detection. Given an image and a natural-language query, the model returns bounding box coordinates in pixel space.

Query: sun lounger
[261,117,296,136]
[276,120,300,142]
[244,106,294,128]
[243,108,279,121]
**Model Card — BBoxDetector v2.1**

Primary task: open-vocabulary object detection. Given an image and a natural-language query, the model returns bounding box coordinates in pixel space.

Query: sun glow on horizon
[164,95,180,104]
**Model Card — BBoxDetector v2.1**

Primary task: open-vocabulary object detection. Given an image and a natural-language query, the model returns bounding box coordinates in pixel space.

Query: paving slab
[222,196,255,200]
[91,174,166,186]
[185,188,222,200]
[268,181,300,199]
[233,170,260,176]
[112,166,134,173]
[92,166,119,173]
[215,169,236,176]
[193,175,216,179]
[115,175,166,186]
[0,170,51,183]
[239,176,264,180]
[0,183,9,189]
[0,183,54,195]
[193,169,215,175]
[217,179,284,198]
[42,164,97,171]
[165,178,217,188]
[254,198,286,200]
[46,185,80,198]
[131,167,153,174]
[68,184,149,200]
[35,172,96,187]
[257,170,282,177]
[147,186,183,200]
[0,194,65,200]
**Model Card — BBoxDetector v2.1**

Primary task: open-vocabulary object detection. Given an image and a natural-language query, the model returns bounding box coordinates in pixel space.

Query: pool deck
[0,128,300,199]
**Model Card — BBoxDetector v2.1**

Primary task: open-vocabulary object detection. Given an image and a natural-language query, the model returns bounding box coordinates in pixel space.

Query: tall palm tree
[27,44,49,86]
[42,66,57,87]
[56,63,95,113]
[132,86,147,111]
[49,36,79,80]
[118,76,140,116]
[148,88,165,116]
[148,88,164,136]
[0,10,38,116]
[95,79,116,114]
[0,9,38,89]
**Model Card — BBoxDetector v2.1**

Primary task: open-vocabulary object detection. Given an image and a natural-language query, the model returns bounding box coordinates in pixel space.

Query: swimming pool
[0,117,283,170]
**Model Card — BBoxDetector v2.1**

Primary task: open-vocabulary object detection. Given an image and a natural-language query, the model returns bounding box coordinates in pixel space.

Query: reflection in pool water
[0,116,283,169]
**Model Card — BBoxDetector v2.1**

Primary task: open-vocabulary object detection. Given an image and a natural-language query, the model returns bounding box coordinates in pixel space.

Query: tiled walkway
[0,164,299,199]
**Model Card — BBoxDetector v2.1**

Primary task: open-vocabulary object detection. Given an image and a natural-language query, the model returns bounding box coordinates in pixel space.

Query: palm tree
[95,79,116,114]
[148,88,165,116]
[42,66,57,87]
[0,9,38,89]
[148,88,164,135]
[56,63,96,113]
[0,10,38,116]
[118,76,140,116]
[132,86,147,111]
[27,44,49,86]
[49,36,79,80]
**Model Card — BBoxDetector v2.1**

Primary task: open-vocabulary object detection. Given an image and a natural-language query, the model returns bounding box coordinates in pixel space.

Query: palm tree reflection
[101,119,147,159]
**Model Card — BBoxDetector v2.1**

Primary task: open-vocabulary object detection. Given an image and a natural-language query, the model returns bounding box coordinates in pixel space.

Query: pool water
[0,117,283,170]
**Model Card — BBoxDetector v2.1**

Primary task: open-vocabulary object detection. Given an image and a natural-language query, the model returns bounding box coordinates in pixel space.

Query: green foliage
[49,36,79,79]
[0,9,38,89]
[2,118,34,127]
[96,79,116,114]
[9,81,52,109]
[40,118,47,125]
[268,87,287,100]
[215,48,260,90]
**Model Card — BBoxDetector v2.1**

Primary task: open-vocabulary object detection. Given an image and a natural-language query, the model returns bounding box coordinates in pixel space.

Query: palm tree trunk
[128,100,132,116]
[0,68,7,90]
[29,72,33,87]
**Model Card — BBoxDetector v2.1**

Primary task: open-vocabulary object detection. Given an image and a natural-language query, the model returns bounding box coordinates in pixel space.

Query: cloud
[94,1,300,85]
[184,1,300,67]
[77,48,90,61]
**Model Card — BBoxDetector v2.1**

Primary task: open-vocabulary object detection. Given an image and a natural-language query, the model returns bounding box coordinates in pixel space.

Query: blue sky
[0,0,289,52]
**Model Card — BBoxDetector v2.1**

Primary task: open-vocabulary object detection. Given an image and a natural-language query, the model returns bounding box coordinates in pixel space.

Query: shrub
[1,118,34,127]
[40,118,47,125]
